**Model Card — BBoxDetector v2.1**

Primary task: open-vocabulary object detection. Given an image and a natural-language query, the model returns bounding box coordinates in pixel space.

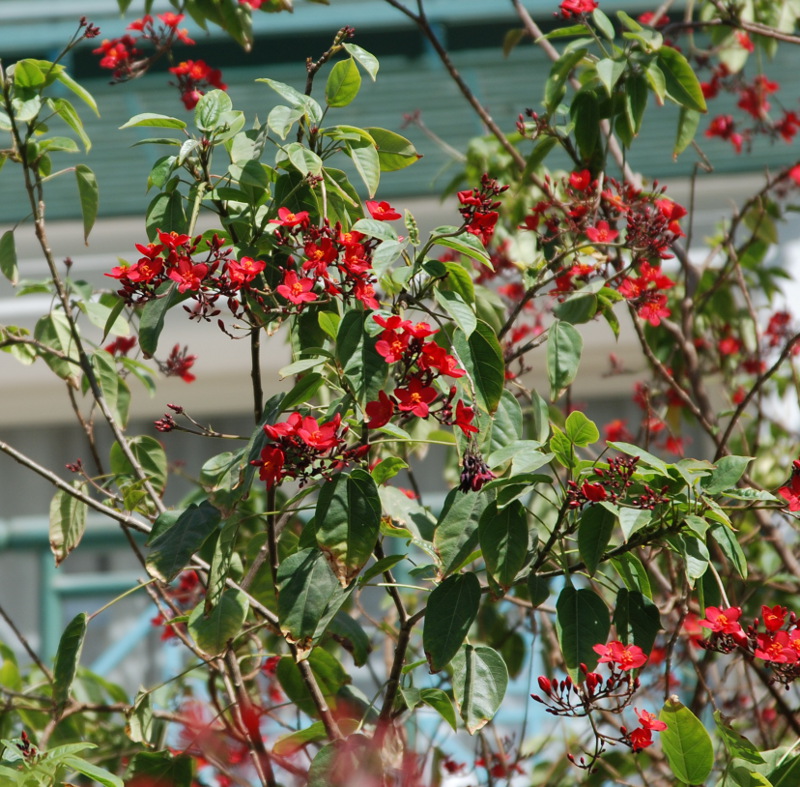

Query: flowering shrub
[4,1,800,786]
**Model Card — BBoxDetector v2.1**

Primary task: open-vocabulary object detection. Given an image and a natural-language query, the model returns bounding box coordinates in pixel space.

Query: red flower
[276,270,317,306]
[592,640,647,670]
[585,220,619,244]
[376,330,410,364]
[395,377,438,418]
[276,207,309,227]
[296,414,342,450]
[761,604,787,632]
[581,481,607,502]
[778,459,800,511]
[168,257,209,293]
[628,727,654,752]
[365,200,402,221]
[161,344,197,383]
[636,708,667,731]
[604,419,632,443]
[454,400,479,435]
[755,631,798,664]
[255,445,285,489]
[226,256,265,285]
[418,342,466,378]
[466,211,499,245]
[569,169,592,191]
[559,0,599,18]
[366,390,394,429]
[105,336,137,356]
[706,115,744,153]
[699,606,744,635]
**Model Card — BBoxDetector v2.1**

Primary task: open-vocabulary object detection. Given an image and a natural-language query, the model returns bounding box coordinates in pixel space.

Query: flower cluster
[700,604,800,685]
[93,12,226,109]
[778,458,800,511]
[457,174,507,246]
[532,646,666,767]
[364,314,478,436]
[566,455,669,509]
[702,65,797,152]
[158,344,197,383]
[106,229,266,324]
[558,0,599,18]
[250,412,367,489]
[272,207,384,313]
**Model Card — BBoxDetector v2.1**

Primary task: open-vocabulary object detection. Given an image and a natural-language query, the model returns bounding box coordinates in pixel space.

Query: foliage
[2,0,800,785]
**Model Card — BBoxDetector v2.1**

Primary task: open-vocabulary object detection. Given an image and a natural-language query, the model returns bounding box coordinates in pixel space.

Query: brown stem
[251,327,263,424]
[0,605,52,682]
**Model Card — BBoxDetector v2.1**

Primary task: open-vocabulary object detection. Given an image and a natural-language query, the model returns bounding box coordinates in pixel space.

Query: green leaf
[674,106,701,157]
[659,697,714,785]
[110,435,168,495]
[611,552,652,598]
[613,588,661,654]
[75,164,100,245]
[343,43,379,80]
[556,586,610,678]
[703,455,753,495]
[565,411,599,446]
[453,319,505,414]
[451,644,508,734]
[364,127,420,171]
[0,230,18,285]
[593,8,615,40]
[206,518,239,608]
[578,504,615,575]
[194,89,232,131]
[315,470,382,586]
[619,507,651,540]
[274,722,328,757]
[423,572,481,672]
[325,58,362,107]
[146,501,221,582]
[434,488,487,576]
[327,611,371,667]
[714,710,765,764]
[710,523,748,579]
[657,46,707,113]
[63,756,123,787]
[281,372,325,413]
[371,456,408,485]
[54,70,99,115]
[547,320,583,400]
[550,426,574,469]
[120,112,187,129]
[596,58,626,96]
[277,548,350,654]
[554,292,598,324]
[335,311,386,405]
[478,501,530,591]
[419,687,457,731]
[138,282,178,358]
[434,288,477,337]
[432,229,492,266]
[545,49,587,114]
[49,484,87,567]
[188,589,248,655]
[345,139,380,197]
[146,191,188,241]
[283,141,323,176]
[53,612,87,714]
[125,752,194,787]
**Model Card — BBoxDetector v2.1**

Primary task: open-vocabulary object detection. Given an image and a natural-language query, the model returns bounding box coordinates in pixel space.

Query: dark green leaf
[434,288,477,337]
[451,644,508,734]
[138,283,178,358]
[146,501,221,582]
[674,106,701,157]
[49,484,87,567]
[125,751,194,787]
[327,611,371,667]
[434,488,487,576]
[145,191,188,241]
[315,470,382,585]
[553,292,597,324]
[578,504,615,575]
[423,573,481,672]
[188,589,248,655]
[613,588,661,654]
[556,586,610,678]
[545,49,587,114]
[0,230,18,285]
[478,501,529,591]
[63,756,123,787]
[53,612,87,715]
[74,164,98,243]
[277,548,350,654]
[336,311,386,405]
[659,697,714,785]
[453,319,505,414]
[710,523,748,579]
[570,89,599,159]
[276,648,349,718]
[547,320,583,400]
